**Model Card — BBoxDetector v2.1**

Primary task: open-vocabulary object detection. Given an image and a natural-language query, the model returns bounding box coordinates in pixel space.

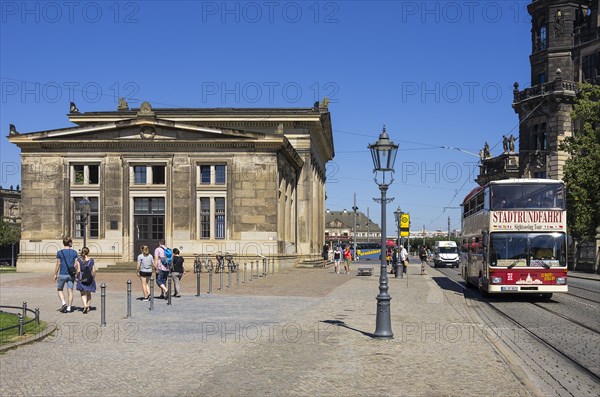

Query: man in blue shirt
[54,237,78,313]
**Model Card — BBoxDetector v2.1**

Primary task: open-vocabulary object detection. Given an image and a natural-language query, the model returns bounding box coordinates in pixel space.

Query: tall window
[73,197,99,239]
[198,196,226,239]
[200,198,211,238]
[540,24,547,50]
[215,197,225,239]
[582,53,598,83]
[539,123,547,150]
[71,164,99,185]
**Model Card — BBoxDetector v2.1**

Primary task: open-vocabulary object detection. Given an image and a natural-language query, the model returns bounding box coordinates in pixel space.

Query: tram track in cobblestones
[529,301,600,335]
[437,267,600,394]
[568,285,599,294]
[567,285,600,304]
[484,301,600,384]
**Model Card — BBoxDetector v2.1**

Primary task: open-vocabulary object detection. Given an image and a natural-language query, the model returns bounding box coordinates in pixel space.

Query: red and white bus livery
[461,179,568,298]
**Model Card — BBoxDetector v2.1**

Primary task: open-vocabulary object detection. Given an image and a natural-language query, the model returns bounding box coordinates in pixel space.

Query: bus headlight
[491,276,503,284]
[556,277,567,285]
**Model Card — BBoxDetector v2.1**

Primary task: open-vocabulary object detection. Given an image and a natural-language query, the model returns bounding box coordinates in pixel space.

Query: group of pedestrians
[332,245,352,274]
[55,237,187,313]
[54,237,96,314]
[136,239,186,301]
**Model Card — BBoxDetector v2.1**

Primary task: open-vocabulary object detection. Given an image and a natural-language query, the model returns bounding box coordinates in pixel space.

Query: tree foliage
[561,84,600,241]
[0,220,20,246]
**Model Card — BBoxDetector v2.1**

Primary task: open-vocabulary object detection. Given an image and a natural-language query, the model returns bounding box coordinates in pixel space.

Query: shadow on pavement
[430,276,467,295]
[321,319,374,338]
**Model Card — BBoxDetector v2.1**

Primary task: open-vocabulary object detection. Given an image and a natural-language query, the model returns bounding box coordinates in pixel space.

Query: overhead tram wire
[426,95,551,228]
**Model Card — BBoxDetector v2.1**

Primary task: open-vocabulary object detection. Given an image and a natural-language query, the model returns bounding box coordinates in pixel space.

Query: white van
[433,241,459,268]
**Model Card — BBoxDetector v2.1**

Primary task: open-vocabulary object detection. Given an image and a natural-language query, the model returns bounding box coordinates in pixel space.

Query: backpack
[161,247,173,266]
[80,259,94,286]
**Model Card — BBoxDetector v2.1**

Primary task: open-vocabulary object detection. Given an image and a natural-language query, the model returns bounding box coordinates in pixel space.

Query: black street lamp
[77,198,91,248]
[369,125,398,339]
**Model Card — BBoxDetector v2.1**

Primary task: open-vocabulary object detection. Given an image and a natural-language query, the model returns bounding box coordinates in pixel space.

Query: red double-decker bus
[461,179,568,298]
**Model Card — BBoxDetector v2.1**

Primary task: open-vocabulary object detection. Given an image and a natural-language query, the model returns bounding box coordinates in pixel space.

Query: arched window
[540,24,547,50]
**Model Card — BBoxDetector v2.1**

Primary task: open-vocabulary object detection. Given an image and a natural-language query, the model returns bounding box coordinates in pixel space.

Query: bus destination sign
[491,210,565,231]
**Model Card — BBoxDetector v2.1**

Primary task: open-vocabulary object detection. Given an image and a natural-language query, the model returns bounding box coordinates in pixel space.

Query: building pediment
[8,117,267,145]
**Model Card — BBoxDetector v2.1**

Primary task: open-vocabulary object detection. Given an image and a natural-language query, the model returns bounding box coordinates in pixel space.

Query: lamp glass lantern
[369,127,399,173]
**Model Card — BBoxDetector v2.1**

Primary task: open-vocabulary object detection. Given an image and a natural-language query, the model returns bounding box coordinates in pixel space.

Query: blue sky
[1,0,534,233]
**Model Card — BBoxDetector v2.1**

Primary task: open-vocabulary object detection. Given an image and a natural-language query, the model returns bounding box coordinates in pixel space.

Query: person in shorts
[343,246,352,274]
[54,237,78,313]
[137,245,154,300]
[75,246,96,314]
[333,246,342,274]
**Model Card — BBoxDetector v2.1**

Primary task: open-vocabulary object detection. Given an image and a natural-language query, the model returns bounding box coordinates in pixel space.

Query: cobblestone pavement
[0,264,534,396]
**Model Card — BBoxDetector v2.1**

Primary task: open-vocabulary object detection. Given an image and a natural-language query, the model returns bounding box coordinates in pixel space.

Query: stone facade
[9,100,334,271]
[512,0,599,180]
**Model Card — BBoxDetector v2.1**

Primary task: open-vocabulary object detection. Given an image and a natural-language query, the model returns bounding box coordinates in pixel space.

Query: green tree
[561,84,600,241]
[0,220,20,246]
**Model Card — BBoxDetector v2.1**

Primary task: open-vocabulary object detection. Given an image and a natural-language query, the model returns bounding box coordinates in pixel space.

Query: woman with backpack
[154,239,171,299]
[75,247,96,314]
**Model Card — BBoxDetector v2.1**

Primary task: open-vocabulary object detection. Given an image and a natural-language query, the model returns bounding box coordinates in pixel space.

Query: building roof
[325,210,381,233]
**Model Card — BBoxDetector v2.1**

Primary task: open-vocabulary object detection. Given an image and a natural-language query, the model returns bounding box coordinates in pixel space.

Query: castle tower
[512,0,599,180]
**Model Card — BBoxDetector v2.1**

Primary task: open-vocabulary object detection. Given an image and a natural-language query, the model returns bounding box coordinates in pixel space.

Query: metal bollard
[250,262,254,281]
[22,301,27,319]
[100,283,106,326]
[209,268,213,294]
[18,313,24,336]
[256,261,259,279]
[196,262,201,297]
[244,261,247,283]
[219,263,223,290]
[236,263,240,286]
[228,263,232,288]
[149,277,154,311]
[35,308,40,326]
[271,258,274,274]
[127,279,132,318]
[167,274,172,306]
[262,258,266,277]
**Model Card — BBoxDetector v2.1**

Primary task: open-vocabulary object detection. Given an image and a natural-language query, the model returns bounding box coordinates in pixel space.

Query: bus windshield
[490,183,564,210]
[489,232,566,268]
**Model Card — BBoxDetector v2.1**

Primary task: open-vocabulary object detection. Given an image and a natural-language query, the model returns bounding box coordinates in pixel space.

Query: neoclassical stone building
[9,99,334,271]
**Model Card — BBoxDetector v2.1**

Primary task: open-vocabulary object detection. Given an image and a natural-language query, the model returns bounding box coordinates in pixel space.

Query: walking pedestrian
[322,244,329,267]
[343,245,352,274]
[419,245,428,275]
[75,247,96,314]
[54,237,78,313]
[391,248,398,275]
[137,245,153,300]
[154,239,170,299]
[333,245,342,274]
[399,244,408,275]
[171,248,185,297]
